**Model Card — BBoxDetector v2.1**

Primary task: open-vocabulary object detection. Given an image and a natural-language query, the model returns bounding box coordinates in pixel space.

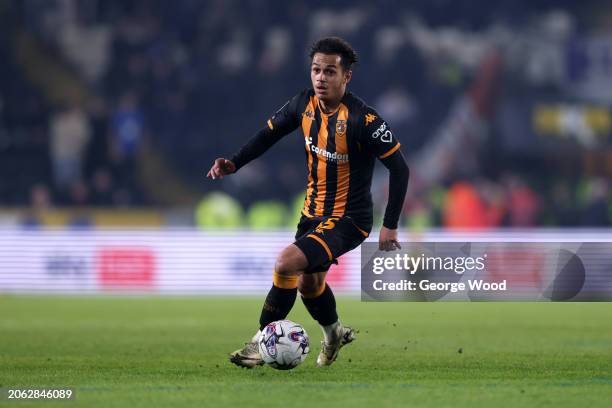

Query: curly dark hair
[309,37,358,71]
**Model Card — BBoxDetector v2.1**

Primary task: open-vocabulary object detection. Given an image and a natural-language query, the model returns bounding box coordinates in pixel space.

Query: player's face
[311,53,352,106]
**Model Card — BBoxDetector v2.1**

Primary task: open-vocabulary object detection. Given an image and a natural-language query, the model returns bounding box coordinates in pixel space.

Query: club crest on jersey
[336,120,347,136]
[365,113,377,125]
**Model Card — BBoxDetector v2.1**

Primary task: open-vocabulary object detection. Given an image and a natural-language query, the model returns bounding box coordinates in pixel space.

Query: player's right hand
[206,158,236,180]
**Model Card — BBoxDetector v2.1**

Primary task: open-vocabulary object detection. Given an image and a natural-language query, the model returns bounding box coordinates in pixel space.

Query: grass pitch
[1,296,611,407]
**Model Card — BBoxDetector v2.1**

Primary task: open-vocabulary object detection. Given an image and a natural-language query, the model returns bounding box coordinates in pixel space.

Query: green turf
[0,296,611,407]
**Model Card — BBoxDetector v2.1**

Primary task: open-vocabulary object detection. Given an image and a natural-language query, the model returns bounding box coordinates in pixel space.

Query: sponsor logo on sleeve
[372,122,393,143]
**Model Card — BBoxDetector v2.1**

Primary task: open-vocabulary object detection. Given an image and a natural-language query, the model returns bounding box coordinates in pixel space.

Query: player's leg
[293,216,366,366]
[298,272,335,331]
[229,244,308,368]
[258,244,308,329]
[299,272,356,367]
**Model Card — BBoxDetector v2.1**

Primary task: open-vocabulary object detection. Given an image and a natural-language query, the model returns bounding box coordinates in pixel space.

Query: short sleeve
[266,91,305,135]
[361,108,401,159]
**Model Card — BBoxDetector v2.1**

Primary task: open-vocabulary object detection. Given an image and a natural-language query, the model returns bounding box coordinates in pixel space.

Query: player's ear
[344,69,352,85]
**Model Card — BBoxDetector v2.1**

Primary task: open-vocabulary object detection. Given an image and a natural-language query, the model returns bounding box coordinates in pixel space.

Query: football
[258,320,309,370]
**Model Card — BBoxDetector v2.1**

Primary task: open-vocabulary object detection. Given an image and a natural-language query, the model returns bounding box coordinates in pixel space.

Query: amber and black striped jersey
[231,88,408,232]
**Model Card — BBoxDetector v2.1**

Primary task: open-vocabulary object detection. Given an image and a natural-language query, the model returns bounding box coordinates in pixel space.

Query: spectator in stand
[581,178,610,226]
[49,102,92,191]
[67,180,90,207]
[84,97,111,176]
[29,183,53,210]
[550,181,578,226]
[90,167,115,206]
[443,181,484,229]
[443,180,505,229]
[110,90,144,163]
[21,183,53,228]
[478,179,507,227]
[109,90,145,197]
[503,174,540,227]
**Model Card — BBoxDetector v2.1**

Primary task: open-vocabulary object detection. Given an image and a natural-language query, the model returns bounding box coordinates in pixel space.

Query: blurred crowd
[195,173,611,229]
[402,175,610,229]
[0,0,610,227]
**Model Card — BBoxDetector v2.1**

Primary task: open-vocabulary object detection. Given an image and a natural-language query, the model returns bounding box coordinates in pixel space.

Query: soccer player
[207,37,409,367]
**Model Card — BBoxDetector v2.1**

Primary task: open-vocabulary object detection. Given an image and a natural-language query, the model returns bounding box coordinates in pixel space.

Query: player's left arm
[362,109,409,251]
[379,150,409,251]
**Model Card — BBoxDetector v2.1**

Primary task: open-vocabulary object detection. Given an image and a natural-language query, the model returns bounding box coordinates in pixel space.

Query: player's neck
[318,99,341,115]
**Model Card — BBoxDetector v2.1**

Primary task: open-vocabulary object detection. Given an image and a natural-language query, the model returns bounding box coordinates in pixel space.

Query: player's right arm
[206,91,305,180]
[361,107,409,251]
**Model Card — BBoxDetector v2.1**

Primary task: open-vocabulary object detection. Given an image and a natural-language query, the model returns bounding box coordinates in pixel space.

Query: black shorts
[293,215,369,274]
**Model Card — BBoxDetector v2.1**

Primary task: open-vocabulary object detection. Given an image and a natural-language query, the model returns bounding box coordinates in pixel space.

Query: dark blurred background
[0,0,611,229]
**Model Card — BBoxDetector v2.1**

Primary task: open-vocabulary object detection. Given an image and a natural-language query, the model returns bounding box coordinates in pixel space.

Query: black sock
[259,285,298,330]
[301,283,338,326]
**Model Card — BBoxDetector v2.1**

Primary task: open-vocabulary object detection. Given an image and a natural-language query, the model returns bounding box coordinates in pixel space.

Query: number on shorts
[315,217,338,234]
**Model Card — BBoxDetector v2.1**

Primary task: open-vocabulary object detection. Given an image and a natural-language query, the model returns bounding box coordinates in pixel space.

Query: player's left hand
[379,226,401,251]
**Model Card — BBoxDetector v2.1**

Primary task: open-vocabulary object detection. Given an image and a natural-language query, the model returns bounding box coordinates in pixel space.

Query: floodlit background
[0,0,611,294]
[1,3,612,407]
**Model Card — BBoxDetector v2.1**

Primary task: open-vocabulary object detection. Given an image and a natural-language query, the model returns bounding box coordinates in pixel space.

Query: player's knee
[298,275,326,298]
[297,279,319,297]
[274,246,307,276]
[274,255,299,276]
